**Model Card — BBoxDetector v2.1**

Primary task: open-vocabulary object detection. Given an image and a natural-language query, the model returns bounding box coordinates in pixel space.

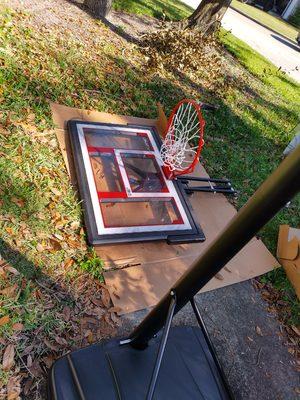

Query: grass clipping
[140,27,230,94]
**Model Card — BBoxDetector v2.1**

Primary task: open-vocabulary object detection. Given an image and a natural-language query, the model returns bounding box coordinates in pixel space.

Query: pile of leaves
[254,277,300,368]
[0,258,119,399]
[140,27,230,94]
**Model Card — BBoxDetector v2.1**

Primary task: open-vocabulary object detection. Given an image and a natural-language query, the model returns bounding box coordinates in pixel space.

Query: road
[181,2,300,82]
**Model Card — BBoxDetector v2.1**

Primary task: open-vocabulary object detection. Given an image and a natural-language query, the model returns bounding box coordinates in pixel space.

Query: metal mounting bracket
[177,176,236,196]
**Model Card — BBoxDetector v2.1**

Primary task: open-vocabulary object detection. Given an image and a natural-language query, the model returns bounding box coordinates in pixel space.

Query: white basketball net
[160,101,202,172]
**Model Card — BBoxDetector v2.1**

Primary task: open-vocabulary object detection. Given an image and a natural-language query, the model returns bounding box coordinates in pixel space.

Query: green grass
[231,0,299,42]
[113,0,192,20]
[220,29,300,104]
[78,250,104,281]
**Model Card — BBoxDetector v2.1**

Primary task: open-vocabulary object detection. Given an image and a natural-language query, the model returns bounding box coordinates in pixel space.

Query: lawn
[0,0,299,397]
[230,0,299,42]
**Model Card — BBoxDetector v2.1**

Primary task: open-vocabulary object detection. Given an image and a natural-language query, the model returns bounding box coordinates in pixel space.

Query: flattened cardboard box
[277,225,300,299]
[51,102,279,314]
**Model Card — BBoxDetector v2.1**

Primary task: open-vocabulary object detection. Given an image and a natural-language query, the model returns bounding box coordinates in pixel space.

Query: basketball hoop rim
[162,98,205,180]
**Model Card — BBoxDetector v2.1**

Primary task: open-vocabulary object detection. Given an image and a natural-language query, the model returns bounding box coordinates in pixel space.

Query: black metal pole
[129,145,300,348]
[190,298,234,399]
[146,291,177,400]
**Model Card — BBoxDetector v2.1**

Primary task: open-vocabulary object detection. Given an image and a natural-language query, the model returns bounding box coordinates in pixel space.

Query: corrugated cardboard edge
[277,225,299,260]
[277,225,300,299]
[105,237,278,315]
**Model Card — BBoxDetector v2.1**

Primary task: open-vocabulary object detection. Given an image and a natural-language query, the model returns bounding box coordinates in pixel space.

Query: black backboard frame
[68,120,205,245]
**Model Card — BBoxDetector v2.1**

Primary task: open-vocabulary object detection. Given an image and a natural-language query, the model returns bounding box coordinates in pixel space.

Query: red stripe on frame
[98,192,127,199]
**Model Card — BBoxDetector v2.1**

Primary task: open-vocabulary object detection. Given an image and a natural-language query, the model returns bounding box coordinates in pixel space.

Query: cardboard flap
[277,225,299,261]
[281,260,300,299]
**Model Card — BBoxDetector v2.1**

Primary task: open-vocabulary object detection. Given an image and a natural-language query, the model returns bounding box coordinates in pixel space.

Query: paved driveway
[181,2,300,82]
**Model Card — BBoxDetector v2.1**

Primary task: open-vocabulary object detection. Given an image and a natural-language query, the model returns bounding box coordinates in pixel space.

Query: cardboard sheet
[51,102,279,314]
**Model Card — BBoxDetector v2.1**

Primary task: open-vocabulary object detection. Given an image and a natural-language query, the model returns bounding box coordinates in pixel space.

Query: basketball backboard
[68,121,205,245]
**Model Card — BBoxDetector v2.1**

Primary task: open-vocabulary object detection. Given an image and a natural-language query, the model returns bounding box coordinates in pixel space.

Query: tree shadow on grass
[113,0,192,20]
[0,238,40,279]
[66,0,139,44]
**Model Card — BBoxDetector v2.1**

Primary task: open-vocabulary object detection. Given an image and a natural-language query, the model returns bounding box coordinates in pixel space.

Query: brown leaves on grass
[140,27,230,94]
[0,284,18,298]
[253,278,300,363]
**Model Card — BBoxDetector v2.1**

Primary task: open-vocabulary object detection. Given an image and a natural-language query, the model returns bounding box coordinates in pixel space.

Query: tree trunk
[185,0,231,35]
[85,0,113,18]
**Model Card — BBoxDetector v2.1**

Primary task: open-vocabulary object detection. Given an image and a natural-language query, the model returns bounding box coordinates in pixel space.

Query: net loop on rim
[160,99,205,179]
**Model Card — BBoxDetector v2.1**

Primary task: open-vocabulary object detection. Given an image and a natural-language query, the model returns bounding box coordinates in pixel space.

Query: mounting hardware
[177,176,236,196]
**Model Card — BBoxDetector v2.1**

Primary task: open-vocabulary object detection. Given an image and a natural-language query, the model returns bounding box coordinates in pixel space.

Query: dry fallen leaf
[63,258,74,270]
[43,339,60,352]
[70,220,80,230]
[62,306,71,322]
[51,187,61,196]
[23,378,34,396]
[110,312,119,324]
[291,326,300,337]
[0,266,6,278]
[29,360,43,378]
[55,336,68,346]
[91,297,102,307]
[49,238,62,251]
[12,322,23,331]
[101,288,111,308]
[27,354,33,368]
[2,344,15,371]
[0,284,18,298]
[4,266,19,276]
[0,315,10,326]
[5,227,13,235]
[36,243,44,252]
[87,330,94,343]
[42,355,55,369]
[54,233,64,241]
[255,326,263,336]
[7,376,21,400]
[11,197,25,208]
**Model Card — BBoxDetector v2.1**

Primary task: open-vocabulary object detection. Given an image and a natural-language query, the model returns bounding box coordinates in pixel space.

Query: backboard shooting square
[68,121,205,245]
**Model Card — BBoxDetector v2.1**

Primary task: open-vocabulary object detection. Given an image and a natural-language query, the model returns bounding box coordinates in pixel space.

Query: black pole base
[48,326,231,400]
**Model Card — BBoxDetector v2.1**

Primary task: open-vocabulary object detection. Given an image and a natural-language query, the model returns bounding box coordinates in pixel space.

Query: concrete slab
[118,281,299,399]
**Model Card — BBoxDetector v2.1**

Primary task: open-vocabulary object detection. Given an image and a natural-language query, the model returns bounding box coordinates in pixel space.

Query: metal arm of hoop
[177,176,237,196]
[197,102,219,111]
